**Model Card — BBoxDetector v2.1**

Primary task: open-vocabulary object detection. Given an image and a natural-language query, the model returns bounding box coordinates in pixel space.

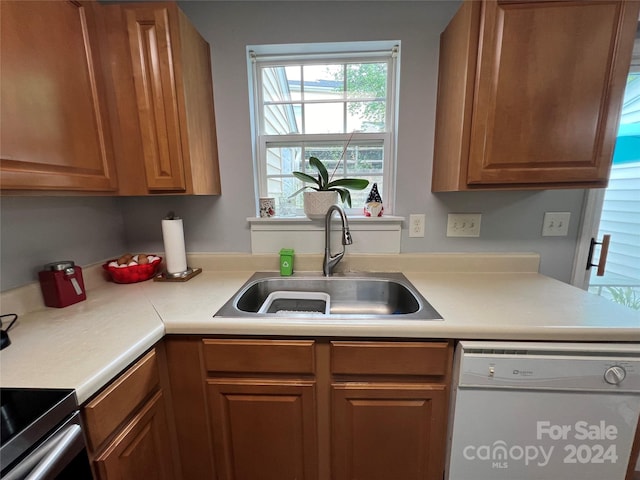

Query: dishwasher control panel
[456,342,640,392]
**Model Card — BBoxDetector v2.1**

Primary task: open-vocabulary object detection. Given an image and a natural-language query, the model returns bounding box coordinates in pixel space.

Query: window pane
[302,143,384,178]
[305,103,344,133]
[303,64,343,101]
[304,145,345,175]
[347,101,386,132]
[264,104,301,134]
[267,177,283,196]
[350,176,384,208]
[346,62,387,100]
[266,176,303,200]
[262,66,301,101]
[266,146,302,175]
[266,140,384,210]
[346,145,384,175]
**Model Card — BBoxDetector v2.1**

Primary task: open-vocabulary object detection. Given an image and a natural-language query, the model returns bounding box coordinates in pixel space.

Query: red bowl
[103,256,162,284]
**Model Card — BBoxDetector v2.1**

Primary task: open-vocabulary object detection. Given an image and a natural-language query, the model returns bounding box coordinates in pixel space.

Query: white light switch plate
[542,212,570,236]
[447,213,481,237]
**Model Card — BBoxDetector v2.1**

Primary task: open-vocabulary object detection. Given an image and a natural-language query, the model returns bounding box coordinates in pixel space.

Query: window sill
[248,215,404,254]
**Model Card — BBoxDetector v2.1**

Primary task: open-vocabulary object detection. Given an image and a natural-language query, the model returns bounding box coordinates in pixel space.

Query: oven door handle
[23,424,83,480]
[3,419,86,480]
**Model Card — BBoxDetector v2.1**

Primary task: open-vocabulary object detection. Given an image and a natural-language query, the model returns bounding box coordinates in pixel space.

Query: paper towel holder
[154,266,203,282]
[155,211,203,282]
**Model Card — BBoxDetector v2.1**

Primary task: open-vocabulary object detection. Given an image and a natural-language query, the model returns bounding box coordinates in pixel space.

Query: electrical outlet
[447,213,481,237]
[409,214,425,238]
[542,212,570,236]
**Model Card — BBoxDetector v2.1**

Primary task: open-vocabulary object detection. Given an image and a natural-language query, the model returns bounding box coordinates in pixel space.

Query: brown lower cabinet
[82,342,181,480]
[208,379,318,480]
[93,391,173,479]
[165,336,453,480]
[332,384,447,480]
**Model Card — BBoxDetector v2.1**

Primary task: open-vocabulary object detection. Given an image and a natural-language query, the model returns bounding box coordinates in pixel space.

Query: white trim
[249,41,398,58]
[248,215,403,254]
[571,189,606,289]
[249,50,262,210]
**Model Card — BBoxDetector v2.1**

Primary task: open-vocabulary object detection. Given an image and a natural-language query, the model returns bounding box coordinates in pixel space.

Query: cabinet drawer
[83,349,160,451]
[202,339,315,374]
[331,341,450,376]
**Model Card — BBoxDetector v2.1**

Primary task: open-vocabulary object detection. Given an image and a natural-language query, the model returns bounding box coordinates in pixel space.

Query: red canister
[38,261,87,308]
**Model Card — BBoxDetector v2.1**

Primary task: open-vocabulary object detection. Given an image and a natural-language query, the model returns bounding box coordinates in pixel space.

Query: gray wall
[0,1,587,291]
[0,197,126,290]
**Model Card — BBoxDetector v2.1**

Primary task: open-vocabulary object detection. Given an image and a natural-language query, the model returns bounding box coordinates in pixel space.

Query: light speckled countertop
[1,253,638,403]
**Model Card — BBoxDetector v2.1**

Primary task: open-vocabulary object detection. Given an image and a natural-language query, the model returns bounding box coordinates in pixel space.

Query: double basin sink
[215,272,442,321]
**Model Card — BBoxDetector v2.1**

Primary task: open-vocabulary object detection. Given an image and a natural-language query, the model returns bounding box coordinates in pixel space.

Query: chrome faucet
[323,205,353,276]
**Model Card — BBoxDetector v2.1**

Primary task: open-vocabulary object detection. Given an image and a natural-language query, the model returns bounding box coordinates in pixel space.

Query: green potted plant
[292,156,369,219]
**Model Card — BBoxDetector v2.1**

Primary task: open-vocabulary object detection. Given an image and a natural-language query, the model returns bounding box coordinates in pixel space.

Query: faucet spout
[323,205,352,276]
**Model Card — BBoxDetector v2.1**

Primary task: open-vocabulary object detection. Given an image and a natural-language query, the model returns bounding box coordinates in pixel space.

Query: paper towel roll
[162,218,188,274]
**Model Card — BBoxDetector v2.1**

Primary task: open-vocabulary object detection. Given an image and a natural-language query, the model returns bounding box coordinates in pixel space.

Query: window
[249,42,399,216]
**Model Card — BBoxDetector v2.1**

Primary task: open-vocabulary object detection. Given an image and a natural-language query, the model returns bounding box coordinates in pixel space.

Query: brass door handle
[586,234,611,277]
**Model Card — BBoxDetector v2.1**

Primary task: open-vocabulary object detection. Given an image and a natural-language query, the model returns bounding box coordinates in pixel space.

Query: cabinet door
[332,383,447,480]
[124,5,187,192]
[0,0,117,192]
[467,0,639,186]
[207,379,318,480]
[94,391,175,480]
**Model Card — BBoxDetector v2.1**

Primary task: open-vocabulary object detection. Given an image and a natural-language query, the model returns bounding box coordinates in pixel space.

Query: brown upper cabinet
[432,0,640,192]
[0,1,118,193]
[1,0,220,196]
[103,2,221,195]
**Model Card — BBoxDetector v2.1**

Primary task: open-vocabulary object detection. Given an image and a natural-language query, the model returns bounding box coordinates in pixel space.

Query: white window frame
[248,41,400,217]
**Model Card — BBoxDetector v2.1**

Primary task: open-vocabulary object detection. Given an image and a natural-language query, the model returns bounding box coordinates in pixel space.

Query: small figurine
[364,183,384,217]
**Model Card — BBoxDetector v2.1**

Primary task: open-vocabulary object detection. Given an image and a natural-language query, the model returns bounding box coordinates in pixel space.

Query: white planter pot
[303,191,339,219]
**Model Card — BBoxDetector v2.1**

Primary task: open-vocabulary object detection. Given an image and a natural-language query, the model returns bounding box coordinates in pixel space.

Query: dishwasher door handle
[24,424,83,480]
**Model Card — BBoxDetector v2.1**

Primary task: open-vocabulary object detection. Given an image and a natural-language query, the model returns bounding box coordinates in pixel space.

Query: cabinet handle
[586,234,611,277]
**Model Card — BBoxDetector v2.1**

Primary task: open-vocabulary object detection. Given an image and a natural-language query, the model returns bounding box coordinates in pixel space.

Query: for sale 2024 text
[463,421,619,469]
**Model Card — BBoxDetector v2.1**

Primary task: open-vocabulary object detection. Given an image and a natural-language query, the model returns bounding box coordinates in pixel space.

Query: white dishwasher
[446,341,640,480]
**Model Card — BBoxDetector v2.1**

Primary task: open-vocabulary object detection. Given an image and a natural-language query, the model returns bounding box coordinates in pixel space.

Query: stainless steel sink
[214,272,442,320]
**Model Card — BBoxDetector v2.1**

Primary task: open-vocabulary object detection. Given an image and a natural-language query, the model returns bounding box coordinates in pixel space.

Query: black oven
[0,388,92,479]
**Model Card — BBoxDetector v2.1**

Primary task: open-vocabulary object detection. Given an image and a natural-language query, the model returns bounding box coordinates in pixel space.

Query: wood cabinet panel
[165,337,216,480]
[94,391,175,480]
[202,338,316,374]
[467,0,637,186]
[207,379,318,480]
[0,0,117,192]
[331,341,449,376]
[104,2,221,195]
[125,6,186,191]
[332,383,448,480]
[432,0,640,191]
[83,349,159,451]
